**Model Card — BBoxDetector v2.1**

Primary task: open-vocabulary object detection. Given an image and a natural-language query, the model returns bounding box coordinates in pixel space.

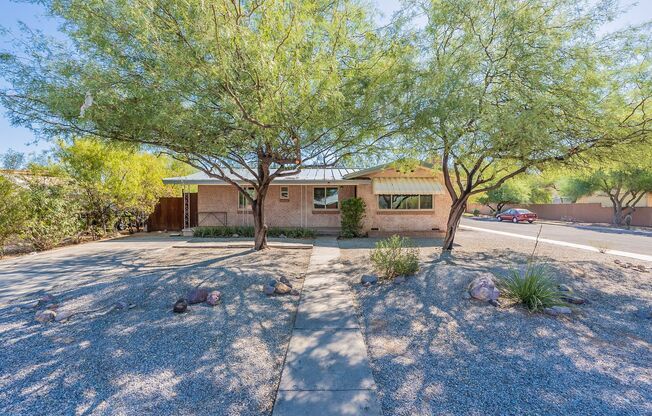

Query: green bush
[499,264,561,312]
[23,182,83,251]
[340,197,366,238]
[472,208,480,217]
[194,226,315,239]
[0,176,27,256]
[370,235,419,279]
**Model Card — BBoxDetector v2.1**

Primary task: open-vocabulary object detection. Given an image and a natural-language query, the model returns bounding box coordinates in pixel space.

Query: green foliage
[22,181,83,251]
[55,138,191,235]
[478,175,553,212]
[499,264,561,312]
[472,209,480,217]
[194,226,315,239]
[340,197,366,238]
[0,176,27,255]
[370,235,419,280]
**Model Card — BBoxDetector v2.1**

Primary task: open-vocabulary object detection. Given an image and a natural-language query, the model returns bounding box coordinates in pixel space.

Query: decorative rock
[558,284,573,292]
[231,233,239,238]
[394,276,406,284]
[620,263,631,269]
[279,276,293,288]
[28,300,40,309]
[268,279,278,287]
[361,275,378,285]
[186,288,209,304]
[35,310,57,323]
[173,298,188,313]
[614,259,622,265]
[114,301,129,310]
[290,289,300,296]
[263,285,276,296]
[363,282,371,288]
[561,295,586,305]
[206,291,221,306]
[55,310,73,322]
[544,306,572,316]
[11,306,21,313]
[46,303,59,311]
[274,282,292,295]
[636,264,647,272]
[468,275,500,302]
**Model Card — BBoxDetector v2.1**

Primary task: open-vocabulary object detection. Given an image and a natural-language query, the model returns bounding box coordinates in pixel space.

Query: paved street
[461,217,652,259]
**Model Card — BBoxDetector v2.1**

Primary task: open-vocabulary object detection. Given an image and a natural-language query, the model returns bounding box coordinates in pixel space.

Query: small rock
[614,259,622,265]
[187,288,209,304]
[275,282,292,295]
[35,310,57,323]
[263,285,276,296]
[561,295,586,305]
[468,275,500,302]
[11,306,21,313]
[620,263,630,269]
[636,264,647,272]
[462,292,472,300]
[544,306,572,316]
[363,282,371,288]
[488,299,500,307]
[231,233,239,238]
[634,309,652,319]
[626,262,634,268]
[394,276,406,284]
[206,291,221,306]
[279,277,293,288]
[558,284,572,292]
[28,300,40,309]
[55,310,73,322]
[127,303,136,309]
[46,303,58,311]
[361,275,378,285]
[173,298,188,313]
[290,289,300,296]
[268,279,278,287]
[114,301,129,310]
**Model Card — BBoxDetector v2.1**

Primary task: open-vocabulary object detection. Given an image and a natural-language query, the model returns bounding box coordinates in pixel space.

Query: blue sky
[0,0,650,155]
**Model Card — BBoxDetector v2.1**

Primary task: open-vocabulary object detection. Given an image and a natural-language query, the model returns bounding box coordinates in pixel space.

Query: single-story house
[163,163,452,236]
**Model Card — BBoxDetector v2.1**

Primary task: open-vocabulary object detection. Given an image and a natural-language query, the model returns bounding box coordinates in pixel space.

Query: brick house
[163,163,451,236]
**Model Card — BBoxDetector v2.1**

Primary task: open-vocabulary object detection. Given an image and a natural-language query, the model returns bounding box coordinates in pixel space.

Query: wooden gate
[148,193,198,231]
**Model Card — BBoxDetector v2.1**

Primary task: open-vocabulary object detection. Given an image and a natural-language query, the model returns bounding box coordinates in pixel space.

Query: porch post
[182,188,194,237]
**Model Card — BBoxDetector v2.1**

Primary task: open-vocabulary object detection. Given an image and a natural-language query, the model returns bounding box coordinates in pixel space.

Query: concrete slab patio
[272,237,381,416]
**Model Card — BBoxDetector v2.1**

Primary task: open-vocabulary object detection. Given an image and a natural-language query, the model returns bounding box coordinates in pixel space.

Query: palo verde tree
[0,0,404,250]
[407,0,652,250]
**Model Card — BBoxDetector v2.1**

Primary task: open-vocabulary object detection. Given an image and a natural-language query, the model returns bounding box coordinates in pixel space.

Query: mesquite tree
[408,0,651,250]
[0,0,403,250]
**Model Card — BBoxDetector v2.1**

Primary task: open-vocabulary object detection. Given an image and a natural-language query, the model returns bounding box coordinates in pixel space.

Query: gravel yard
[0,245,310,415]
[339,228,652,415]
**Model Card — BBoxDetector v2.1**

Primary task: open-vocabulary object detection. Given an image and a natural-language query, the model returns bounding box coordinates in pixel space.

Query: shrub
[23,182,83,251]
[0,177,27,257]
[340,197,366,238]
[194,226,315,239]
[370,235,419,279]
[499,264,561,312]
[472,208,480,217]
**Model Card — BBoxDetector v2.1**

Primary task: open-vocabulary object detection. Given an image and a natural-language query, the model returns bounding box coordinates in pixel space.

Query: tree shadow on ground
[0,245,311,415]
[340,237,652,415]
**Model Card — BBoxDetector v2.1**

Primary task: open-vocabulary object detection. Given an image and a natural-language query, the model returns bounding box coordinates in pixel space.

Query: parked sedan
[496,208,537,223]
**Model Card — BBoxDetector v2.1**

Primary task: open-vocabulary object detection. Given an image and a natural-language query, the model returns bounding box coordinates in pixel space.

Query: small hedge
[193,226,316,239]
[499,263,561,312]
[370,235,419,280]
[340,197,366,238]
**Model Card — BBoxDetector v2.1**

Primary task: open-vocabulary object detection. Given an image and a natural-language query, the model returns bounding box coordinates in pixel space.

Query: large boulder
[468,275,500,302]
[187,288,209,304]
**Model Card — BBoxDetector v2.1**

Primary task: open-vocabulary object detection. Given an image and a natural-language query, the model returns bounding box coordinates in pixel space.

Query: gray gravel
[0,246,310,415]
[339,228,652,415]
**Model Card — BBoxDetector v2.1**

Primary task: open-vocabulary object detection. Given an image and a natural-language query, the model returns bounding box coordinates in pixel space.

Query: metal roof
[163,168,371,185]
[372,177,444,195]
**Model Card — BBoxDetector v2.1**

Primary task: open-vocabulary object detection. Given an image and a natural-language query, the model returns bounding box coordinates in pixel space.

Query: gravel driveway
[339,229,652,415]
[0,245,310,415]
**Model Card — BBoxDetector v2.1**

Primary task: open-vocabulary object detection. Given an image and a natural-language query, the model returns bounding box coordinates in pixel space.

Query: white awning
[372,178,444,195]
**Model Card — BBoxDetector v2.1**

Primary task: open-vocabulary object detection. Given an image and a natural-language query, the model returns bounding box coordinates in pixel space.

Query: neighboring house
[163,163,451,235]
[577,192,652,208]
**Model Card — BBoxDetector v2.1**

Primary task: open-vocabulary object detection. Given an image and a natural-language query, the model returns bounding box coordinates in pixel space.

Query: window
[238,187,255,210]
[313,187,338,209]
[280,186,289,200]
[378,194,433,210]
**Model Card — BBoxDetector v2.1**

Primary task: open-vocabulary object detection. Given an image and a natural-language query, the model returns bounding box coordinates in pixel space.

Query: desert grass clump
[500,264,561,312]
[370,235,419,280]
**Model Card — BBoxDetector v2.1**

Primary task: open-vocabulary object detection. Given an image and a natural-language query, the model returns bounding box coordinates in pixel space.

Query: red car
[496,208,537,223]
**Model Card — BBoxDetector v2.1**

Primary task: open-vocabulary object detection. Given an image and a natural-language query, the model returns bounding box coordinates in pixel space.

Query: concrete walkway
[272,238,381,416]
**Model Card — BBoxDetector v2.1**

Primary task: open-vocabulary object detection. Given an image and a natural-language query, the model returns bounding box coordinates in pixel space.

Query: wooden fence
[467,202,652,227]
[147,193,198,231]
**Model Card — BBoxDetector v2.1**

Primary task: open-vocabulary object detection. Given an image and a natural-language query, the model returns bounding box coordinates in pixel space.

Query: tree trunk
[252,197,268,251]
[442,197,468,251]
[612,202,623,225]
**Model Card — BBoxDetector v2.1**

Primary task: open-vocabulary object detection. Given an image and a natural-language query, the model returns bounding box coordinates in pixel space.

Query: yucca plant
[500,263,561,312]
